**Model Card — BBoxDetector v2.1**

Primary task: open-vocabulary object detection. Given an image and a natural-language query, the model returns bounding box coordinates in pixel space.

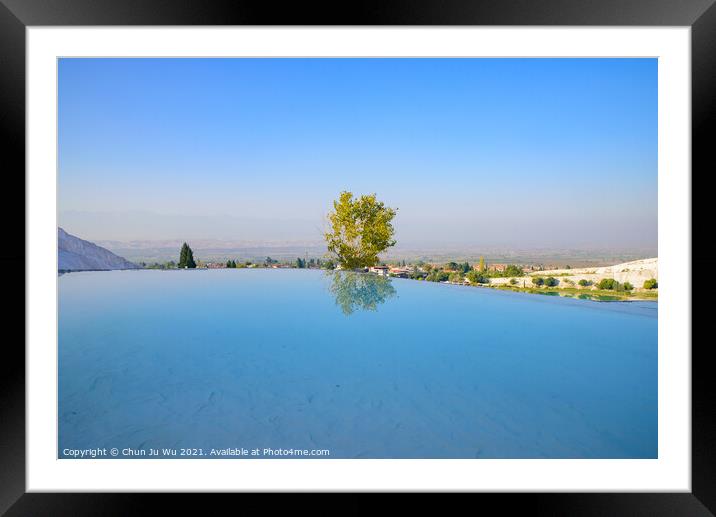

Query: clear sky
[59,58,657,250]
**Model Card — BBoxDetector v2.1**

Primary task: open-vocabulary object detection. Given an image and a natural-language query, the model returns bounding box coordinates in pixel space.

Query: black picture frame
[1,0,711,513]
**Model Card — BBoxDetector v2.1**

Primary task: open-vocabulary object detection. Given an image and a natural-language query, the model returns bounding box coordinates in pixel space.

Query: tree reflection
[327,271,397,316]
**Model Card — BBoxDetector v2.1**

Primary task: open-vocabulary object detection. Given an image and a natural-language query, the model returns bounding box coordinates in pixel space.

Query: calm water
[59,269,657,459]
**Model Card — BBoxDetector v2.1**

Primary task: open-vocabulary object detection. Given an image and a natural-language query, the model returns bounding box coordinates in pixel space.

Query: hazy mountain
[58,227,139,271]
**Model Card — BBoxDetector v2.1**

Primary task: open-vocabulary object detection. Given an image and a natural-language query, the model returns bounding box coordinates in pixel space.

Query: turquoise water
[58,269,657,459]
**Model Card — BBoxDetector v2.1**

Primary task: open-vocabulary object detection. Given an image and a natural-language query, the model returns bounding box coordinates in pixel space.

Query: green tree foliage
[466,270,489,284]
[509,278,518,285]
[544,277,559,287]
[178,243,196,269]
[480,264,524,278]
[296,258,306,268]
[503,265,524,277]
[578,279,592,287]
[478,256,486,272]
[448,272,464,283]
[426,270,450,282]
[324,191,397,269]
[323,259,336,270]
[622,282,634,291]
[532,276,545,286]
[597,278,619,290]
[643,278,658,289]
[409,269,425,280]
[178,243,189,268]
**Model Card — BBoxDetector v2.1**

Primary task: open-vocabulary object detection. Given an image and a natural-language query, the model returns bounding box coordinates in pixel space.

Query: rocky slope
[487,258,658,289]
[59,227,139,271]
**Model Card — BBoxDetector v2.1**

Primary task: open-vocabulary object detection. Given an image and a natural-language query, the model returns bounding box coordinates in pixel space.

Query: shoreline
[60,267,658,302]
[456,282,657,302]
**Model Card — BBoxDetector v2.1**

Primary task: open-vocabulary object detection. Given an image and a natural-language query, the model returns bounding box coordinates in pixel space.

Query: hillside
[59,228,139,271]
[487,258,658,289]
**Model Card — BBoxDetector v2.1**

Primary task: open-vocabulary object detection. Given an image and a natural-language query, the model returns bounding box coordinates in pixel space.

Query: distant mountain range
[58,228,139,271]
[92,237,656,268]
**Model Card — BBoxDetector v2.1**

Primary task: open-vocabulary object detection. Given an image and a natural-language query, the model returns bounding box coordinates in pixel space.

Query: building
[389,267,411,278]
[369,265,390,276]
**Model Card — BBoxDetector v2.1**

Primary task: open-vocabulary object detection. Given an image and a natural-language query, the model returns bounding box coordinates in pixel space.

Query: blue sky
[58,58,657,249]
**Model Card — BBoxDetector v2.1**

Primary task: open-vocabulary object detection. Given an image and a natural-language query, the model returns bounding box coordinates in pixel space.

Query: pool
[58,269,657,458]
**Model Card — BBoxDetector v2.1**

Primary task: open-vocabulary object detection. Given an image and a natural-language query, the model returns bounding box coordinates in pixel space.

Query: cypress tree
[179,243,189,268]
[186,246,196,269]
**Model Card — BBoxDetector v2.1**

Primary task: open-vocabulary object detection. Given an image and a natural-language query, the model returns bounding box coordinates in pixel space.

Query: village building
[369,265,390,276]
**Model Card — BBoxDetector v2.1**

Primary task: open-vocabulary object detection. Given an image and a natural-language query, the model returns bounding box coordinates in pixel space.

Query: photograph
[57,57,658,460]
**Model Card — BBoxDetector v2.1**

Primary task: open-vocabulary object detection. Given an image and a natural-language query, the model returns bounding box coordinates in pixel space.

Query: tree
[178,243,196,269]
[622,282,634,291]
[296,257,305,269]
[504,265,524,277]
[544,277,558,287]
[478,256,486,272]
[448,272,464,283]
[578,279,592,287]
[643,278,658,289]
[185,246,196,268]
[466,270,489,284]
[427,270,449,282]
[179,243,189,268]
[532,276,545,287]
[598,278,618,290]
[324,191,397,269]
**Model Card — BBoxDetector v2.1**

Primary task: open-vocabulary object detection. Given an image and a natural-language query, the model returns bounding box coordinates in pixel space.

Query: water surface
[59,269,657,458]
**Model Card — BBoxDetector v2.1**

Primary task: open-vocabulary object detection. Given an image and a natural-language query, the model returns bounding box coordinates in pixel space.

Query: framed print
[2,0,712,513]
